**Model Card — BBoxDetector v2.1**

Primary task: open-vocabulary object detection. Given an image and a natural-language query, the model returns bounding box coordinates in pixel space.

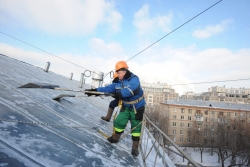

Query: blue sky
[0,0,250,94]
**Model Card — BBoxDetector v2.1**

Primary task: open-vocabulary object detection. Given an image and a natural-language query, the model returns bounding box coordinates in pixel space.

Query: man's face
[117,70,126,80]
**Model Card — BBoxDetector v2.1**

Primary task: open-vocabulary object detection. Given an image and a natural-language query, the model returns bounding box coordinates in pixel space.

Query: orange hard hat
[113,72,118,78]
[115,61,128,72]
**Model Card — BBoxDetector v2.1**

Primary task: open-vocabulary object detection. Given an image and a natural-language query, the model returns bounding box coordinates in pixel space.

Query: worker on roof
[101,72,119,122]
[85,61,145,157]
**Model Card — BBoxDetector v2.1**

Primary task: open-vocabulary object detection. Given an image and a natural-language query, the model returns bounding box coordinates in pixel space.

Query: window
[204,131,208,137]
[181,116,184,120]
[211,118,215,122]
[174,108,177,112]
[173,115,176,119]
[180,138,183,142]
[204,110,208,115]
[188,131,191,136]
[197,116,202,121]
[205,117,208,122]
[173,130,176,134]
[173,137,176,142]
[188,109,192,114]
[212,111,215,115]
[211,124,214,130]
[187,138,191,143]
[219,112,224,115]
[180,123,184,127]
[211,132,214,137]
[234,113,237,117]
[241,113,245,117]
[188,123,192,128]
[173,122,176,127]
[188,116,192,120]
[227,112,230,116]
[181,108,185,113]
[180,130,184,135]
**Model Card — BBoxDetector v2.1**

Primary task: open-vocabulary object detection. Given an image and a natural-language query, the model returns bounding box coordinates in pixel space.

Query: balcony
[195,113,203,123]
[218,114,227,118]
[195,113,203,117]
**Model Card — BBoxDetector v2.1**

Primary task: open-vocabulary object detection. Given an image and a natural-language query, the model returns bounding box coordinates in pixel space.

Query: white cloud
[1,42,249,95]
[0,42,124,84]
[133,4,173,35]
[126,44,250,94]
[0,0,122,35]
[192,19,234,38]
[88,38,125,58]
[105,10,122,33]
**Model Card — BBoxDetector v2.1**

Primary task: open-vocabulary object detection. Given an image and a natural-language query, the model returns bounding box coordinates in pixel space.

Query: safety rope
[0,118,93,130]
[119,121,142,142]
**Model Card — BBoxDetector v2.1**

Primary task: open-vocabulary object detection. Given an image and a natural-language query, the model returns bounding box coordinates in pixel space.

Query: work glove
[84,89,99,96]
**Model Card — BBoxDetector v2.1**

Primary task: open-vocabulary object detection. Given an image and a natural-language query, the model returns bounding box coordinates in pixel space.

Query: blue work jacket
[97,71,145,109]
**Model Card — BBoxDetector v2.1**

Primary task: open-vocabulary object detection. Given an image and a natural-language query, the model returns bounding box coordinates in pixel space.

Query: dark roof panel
[0,54,142,167]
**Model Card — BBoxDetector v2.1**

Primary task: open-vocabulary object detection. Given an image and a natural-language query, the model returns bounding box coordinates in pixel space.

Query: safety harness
[122,95,144,114]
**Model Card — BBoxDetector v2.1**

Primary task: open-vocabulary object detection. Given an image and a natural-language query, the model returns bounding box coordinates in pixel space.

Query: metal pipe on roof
[44,62,50,72]
[79,73,85,88]
[69,73,73,80]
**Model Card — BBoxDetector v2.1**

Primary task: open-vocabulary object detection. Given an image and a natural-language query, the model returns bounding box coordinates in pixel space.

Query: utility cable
[0,30,103,78]
[103,0,222,78]
[126,0,222,62]
[169,78,250,86]
[0,31,88,70]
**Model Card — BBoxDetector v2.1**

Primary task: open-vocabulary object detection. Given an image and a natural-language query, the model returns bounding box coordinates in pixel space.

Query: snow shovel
[18,82,84,92]
[53,92,114,100]
[18,82,114,100]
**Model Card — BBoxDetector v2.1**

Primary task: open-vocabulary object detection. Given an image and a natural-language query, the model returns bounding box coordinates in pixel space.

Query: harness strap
[122,95,144,105]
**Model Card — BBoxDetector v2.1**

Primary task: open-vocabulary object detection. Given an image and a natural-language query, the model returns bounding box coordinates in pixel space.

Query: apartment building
[181,86,250,104]
[159,99,250,146]
[141,82,179,113]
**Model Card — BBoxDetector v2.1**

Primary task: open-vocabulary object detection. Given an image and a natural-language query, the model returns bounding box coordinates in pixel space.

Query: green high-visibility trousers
[114,107,142,137]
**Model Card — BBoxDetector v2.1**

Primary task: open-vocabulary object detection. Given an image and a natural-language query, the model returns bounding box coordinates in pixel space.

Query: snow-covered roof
[161,99,250,111]
[0,54,144,166]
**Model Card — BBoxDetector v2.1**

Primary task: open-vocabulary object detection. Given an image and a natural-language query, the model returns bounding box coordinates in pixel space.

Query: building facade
[141,82,179,113]
[181,86,250,104]
[159,99,250,146]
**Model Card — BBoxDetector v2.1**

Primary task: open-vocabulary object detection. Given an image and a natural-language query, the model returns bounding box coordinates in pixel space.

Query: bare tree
[191,122,208,163]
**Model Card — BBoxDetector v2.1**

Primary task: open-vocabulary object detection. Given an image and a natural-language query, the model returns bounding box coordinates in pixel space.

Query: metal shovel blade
[53,94,76,100]
[18,83,60,89]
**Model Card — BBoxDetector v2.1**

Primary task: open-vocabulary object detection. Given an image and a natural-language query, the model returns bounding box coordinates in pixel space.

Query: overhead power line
[126,0,222,62]
[0,30,104,77]
[169,78,250,86]
[104,0,222,78]
[0,31,88,71]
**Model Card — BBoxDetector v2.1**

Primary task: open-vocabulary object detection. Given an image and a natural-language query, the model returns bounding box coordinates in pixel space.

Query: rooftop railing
[139,115,201,167]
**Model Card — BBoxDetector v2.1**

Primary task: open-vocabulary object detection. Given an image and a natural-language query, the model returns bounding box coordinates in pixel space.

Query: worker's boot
[107,131,122,143]
[101,108,114,122]
[131,140,139,157]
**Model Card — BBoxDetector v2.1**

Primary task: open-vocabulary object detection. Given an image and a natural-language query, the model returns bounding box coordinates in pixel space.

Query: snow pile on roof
[163,99,250,111]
